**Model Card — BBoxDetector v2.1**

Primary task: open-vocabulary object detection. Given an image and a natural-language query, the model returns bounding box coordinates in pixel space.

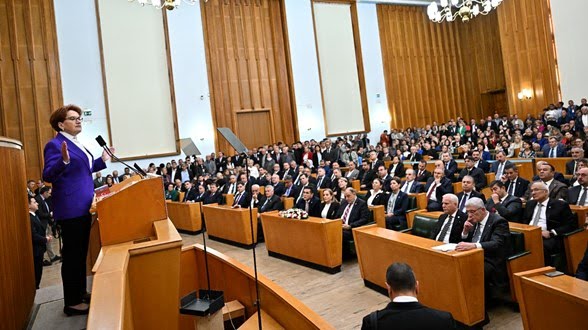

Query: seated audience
[400,169,424,194]
[524,163,568,201]
[577,245,588,281]
[485,180,523,222]
[282,176,299,198]
[337,188,370,255]
[568,168,588,205]
[364,178,387,207]
[383,177,409,229]
[431,194,466,243]
[345,161,360,181]
[315,167,332,189]
[457,156,487,191]
[490,151,512,179]
[182,181,198,202]
[456,175,486,213]
[388,156,406,178]
[502,164,530,199]
[424,168,454,212]
[194,185,207,202]
[521,181,576,265]
[295,186,321,217]
[361,263,456,330]
[415,160,432,182]
[165,183,179,201]
[320,188,340,220]
[203,182,223,205]
[231,182,249,208]
[542,136,566,158]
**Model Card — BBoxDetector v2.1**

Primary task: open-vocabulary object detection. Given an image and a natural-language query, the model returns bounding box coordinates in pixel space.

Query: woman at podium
[42,105,112,316]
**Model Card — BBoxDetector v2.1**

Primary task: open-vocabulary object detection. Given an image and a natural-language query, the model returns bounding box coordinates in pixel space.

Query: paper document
[432,243,457,252]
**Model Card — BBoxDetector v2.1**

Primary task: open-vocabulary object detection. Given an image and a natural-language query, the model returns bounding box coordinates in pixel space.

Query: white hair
[443,194,458,204]
[465,197,485,209]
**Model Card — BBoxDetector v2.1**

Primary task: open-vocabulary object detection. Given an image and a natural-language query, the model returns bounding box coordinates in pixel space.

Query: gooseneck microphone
[95,135,144,178]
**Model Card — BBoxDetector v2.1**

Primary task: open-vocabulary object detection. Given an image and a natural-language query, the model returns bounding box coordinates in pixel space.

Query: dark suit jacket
[568,185,588,205]
[400,180,424,194]
[320,201,340,220]
[490,160,513,175]
[194,192,207,203]
[382,191,409,223]
[93,177,105,188]
[364,190,388,207]
[456,190,486,209]
[336,197,370,228]
[315,176,332,190]
[232,192,249,208]
[506,177,530,198]
[270,182,285,197]
[430,211,467,243]
[283,184,300,198]
[203,191,223,205]
[541,144,566,158]
[476,159,490,173]
[30,214,47,257]
[486,195,523,222]
[182,188,198,202]
[35,195,52,229]
[388,163,406,178]
[295,197,321,217]
[576,245,588,281]
[566,160,579,175]
[424,177,454,203]
[415,169,432,183]
[361,301,456,330]
[443,160,458,179]
[522,199,576,235]
[524,179,569,201]
[531,172,567,185]
[174,169,194,182]
[457,167,487,191]
[258,195,284,213]
[463,213,510,281]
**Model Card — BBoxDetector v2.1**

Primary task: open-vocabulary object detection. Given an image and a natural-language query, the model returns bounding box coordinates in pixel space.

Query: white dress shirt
[436,211,458,243]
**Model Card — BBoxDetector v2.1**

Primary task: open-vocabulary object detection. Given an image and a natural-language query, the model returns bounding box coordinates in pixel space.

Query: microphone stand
[245,154,262,329]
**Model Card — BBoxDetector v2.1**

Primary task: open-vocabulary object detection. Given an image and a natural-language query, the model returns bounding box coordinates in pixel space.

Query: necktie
[286,186,291,196]
[508,181,515,195]
[318,177,323,188]
[531,203,543,226]
[234,193,242,205]
[427,182,438,200]
[305,201,310,213]
[418,171,422,178]
[402,182,409,193]
[550,148,555,158]
[261,198,269,211]
[459,194,468,211]
[437,215,453,242]
[446,162,450,170]
[342,203,351,224]
[497,163,503,178]
[472,223,483,243]
[574,162,578,175]
[578,188,588,206]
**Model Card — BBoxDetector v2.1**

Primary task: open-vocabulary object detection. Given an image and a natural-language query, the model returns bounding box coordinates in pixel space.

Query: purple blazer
[42,133,106,221]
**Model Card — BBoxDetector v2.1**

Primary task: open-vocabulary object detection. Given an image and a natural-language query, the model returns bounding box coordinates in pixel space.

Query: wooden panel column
[496,0,560,118]
[0,137,36,330]
[0,0,63,180]
[201,0,298,152]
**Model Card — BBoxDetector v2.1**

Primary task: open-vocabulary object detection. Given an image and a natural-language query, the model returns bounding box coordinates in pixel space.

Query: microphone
[95,135,144,178]
[133,163,148,177]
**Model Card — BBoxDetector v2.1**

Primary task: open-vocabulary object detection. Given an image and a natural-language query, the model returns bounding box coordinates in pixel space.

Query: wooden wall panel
[497,0,560,118]
[378,5,506,129]
[201,0,297,152]
[0,0,62,180]
[0,137,36,330]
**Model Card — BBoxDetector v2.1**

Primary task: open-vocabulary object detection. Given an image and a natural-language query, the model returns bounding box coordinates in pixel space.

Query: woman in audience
[388,156,406,178]
[364,178,386,207]
[518,140,536,158]
[226,156,235,174]
[312,145,323,167]
[301,146,313,164]
[165,183,179,201]
[333,177,349,200]
[319,189,340,220]
[532,131,547,149]
[105,175,114,187]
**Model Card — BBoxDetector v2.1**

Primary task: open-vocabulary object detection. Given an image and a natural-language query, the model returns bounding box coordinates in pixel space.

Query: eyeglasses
[65,116,83,122]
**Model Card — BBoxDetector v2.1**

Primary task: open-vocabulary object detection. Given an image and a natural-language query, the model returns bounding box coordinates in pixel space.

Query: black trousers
[59,214,91,306]
[33,253,43,289]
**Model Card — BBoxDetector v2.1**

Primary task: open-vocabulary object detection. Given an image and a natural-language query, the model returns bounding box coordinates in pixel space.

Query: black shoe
[50,256,62,262]
[43,260,52,267]
[82,292,91,303]
[63,306,89,316]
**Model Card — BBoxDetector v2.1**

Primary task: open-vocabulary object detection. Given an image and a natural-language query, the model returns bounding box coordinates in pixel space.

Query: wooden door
[481,90,508,117]
[235,110,272,149]
[201,0,298,153]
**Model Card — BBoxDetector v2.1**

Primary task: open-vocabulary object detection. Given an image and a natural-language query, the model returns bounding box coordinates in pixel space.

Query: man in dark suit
[522,182,577,265]
[431,194,467,244]
[456,175,486,213]
[524,163,568,202]
[415,160,432,182]
[223,174,238,195]
[93,172,105,188]
[503,164,530,199]
[203,182,223,205]
[441,152,458,180]
[406,146,423,166]
[295,186,321,217]
[457,157,487,191]
[258,185,284,214]
[383,178,410,229]
[472,150,490,173]
[530,160,567,185]
[174,163,194,183]
[282,176,300,199]
[486,181,523,222]
[315,167,332,190]
[35,186,60,264]
[490,151,513,179]
[568,168,588,206]
[337,188,370,256]
[424,168,454,212]
[400,169,424,194]
[29,196,50,289]
[566,147,584,175]
[361,263,456,330]
[542,137,566,158]
[182,181,198,202]
[294,174,316,204]
[457,197,510,293]
[269,174,286,197]
[231,182,249,208]
[577,245,588,281]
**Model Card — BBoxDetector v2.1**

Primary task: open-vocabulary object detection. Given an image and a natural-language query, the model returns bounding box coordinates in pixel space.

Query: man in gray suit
[485,181,523,222]
[345,161,360,181]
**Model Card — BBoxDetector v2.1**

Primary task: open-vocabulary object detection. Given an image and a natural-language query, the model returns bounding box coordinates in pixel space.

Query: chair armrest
[562,228,586,238]
[507,251,531,261]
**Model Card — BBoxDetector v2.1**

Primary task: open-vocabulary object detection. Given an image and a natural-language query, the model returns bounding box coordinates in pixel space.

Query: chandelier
[427,0,503,23]
[129,0,202,10]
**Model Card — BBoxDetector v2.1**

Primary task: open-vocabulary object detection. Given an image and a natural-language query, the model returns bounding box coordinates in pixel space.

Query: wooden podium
[88,176,182,330]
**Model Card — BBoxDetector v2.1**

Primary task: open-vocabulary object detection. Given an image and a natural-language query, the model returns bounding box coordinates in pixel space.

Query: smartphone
[544,271,565,278]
